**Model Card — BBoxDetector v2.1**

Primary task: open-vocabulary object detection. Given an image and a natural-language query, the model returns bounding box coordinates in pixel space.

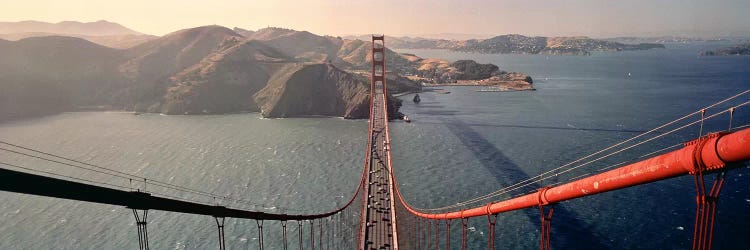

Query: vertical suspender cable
[446,220,451,250]
[487,214,497,250]
[256,220,264,250]
[461,218,468,250]
[298,220,303,250]
[281,221,288,250]
[435,220,440,250]
[310,220,315,250]
[319,218,323,250]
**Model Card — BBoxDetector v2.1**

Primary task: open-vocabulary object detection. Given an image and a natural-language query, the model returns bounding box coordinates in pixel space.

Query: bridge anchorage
[0,35,749,250]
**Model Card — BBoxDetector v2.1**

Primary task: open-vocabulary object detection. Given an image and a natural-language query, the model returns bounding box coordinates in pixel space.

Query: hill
[0,25,533,121]
[0,20,144,36]
[384,34,665,55]
[0,20,155,49]
[161,39,292,114]
[255,63,367,118]
[120,25,243,108]
[232,27,255,37]
[249,28,343,62]
[0,32,156,49]
[0,36,126,120]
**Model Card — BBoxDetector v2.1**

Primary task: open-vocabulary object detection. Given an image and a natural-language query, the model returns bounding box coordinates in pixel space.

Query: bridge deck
[361,81,398,249]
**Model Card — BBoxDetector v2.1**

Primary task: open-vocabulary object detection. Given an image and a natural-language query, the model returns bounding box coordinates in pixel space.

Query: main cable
[414,96,750,212]
[0,142,319,213]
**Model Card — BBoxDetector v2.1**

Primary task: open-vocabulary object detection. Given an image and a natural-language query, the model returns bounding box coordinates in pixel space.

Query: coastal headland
[0,23,537,121]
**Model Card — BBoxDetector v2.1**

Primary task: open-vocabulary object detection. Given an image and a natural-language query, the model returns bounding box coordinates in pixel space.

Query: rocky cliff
[254,63,404,119]
[255,63,364,118]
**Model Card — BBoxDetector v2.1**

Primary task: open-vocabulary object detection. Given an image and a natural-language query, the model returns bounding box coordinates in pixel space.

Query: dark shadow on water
[443,118,611,249]
[418,120,651,133]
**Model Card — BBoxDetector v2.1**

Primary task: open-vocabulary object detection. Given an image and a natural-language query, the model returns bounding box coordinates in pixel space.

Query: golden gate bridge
[1,35,750,250]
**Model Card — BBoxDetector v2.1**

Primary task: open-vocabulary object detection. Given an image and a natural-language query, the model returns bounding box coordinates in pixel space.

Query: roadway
[361,81,398,249]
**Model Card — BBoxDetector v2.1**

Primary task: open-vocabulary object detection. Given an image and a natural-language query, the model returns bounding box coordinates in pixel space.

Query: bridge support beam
[214,217,226,250]
[256,220,265,250]
[692,171,726,250]
[538,205,553,250]
[132,209,150,250]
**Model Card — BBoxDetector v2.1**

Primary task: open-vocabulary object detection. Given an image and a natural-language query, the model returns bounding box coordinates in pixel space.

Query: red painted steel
[361,34,398,250]
[388,128,750,219]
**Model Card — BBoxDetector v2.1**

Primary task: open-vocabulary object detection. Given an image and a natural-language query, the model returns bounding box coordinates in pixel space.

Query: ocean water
[393,43,750,249]
[1,42,749,249]
[0,114,366,249]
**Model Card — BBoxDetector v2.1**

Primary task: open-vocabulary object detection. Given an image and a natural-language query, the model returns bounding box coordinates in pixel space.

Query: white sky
[2,0,749,37]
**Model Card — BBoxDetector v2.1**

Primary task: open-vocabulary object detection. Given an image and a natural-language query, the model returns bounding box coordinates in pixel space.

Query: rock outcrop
[253,63,403,119]
[494,72,533,84]
[254,63,367,118]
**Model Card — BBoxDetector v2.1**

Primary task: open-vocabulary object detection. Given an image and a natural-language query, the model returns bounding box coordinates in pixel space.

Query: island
[700,43,750,56]
[404,59,534,91]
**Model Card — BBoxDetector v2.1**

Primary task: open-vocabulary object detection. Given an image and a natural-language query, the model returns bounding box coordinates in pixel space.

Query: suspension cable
[0,141,313,211]
[418,100,750,212]
[0,130,371,217]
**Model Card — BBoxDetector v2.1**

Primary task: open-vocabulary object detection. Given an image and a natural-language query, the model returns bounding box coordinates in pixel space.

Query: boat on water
[413,94,421,103]
[402,115,411,123]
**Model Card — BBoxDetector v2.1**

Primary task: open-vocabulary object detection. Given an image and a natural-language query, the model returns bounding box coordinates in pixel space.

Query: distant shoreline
[423,80,535,91]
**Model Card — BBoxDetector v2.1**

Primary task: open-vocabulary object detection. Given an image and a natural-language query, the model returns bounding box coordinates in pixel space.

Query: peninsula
[0,21,534,121]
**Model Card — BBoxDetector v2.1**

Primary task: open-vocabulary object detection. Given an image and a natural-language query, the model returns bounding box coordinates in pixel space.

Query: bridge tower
[359,34,399,250]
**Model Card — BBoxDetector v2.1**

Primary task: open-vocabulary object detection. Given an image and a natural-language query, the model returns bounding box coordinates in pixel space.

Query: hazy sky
[2,0,750,37]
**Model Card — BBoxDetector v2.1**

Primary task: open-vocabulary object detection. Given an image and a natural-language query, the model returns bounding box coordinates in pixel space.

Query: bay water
[1,42,749,249]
